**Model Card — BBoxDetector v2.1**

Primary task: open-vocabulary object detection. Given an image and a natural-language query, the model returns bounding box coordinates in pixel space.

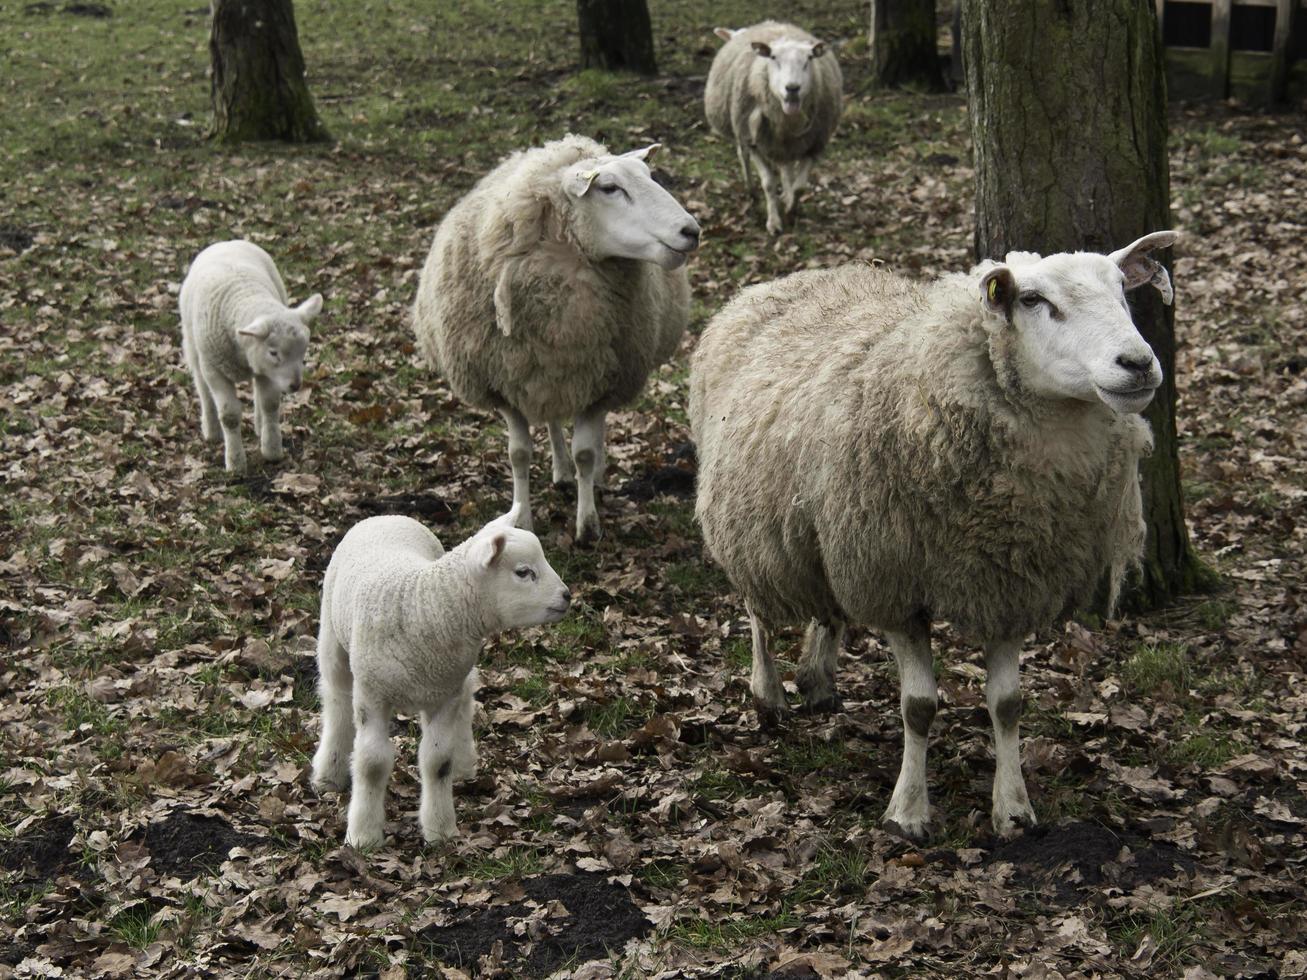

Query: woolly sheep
[705,21,842,235]
[310,504,571,849]
[412,134,700,544]
[178,240,322,474]
[689,232,1178,839]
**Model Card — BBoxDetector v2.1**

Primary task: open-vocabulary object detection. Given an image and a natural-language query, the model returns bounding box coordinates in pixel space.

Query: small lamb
[705,21,843,234]
[690,232,1177,839]
[179,239,322,475]
[310,504,571,849]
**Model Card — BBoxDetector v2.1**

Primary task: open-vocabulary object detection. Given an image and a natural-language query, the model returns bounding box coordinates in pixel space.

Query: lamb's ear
[1109,231,1178,306]
[622,143,661,163]
[296,293,323,322]
[564,167,600,198]
[238,317,271,339]
[810,41,827,58]
[751,41,772,57]
[980,266,1016,320]
[470,530,508,569]
[714,27,737,42]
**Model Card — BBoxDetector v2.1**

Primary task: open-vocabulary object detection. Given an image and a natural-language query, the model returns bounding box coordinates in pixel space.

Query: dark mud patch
[415,872,650,973]
[141,810,266,881]
[0,814,77,879]
[0,224,34,253]
[620,442,696,501]
[354,492,458,525]
[986,820,1197,906]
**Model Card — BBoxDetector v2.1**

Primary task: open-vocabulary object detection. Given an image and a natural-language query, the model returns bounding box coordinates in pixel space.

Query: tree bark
[962,0,1210,611]
[210,0,329,144]
[577,0,657,75]
[870,0,945,90]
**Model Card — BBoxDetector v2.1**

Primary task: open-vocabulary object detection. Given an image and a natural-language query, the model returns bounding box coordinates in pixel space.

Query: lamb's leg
[417,674,479,843]
[882,618,936,841]
[985,640,1036,837]
[310,609,354,793]
[253,375,285,462]
[797,619,844,713]
[501,407,534,532]
[204,370,246,475]
[750,151,784,235]
[572,407,605,545]
[548,421,574,485]
[184,336,221,443]
[746,601,786,726]
[345,695,394,850]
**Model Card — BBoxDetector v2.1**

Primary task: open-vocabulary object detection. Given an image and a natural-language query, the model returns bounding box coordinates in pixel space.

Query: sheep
[704,21,842,235]
[178,239,322,475]
[310,504,571,849]
[688,232,1178,840]
[412,134,700,544]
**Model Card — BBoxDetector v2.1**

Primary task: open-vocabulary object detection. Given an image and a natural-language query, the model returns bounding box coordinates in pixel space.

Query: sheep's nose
[560,587,572,604]
[290,377,303,392]
[681,225,700,248]
[785,83,800,95]
[1115,353,1152,372]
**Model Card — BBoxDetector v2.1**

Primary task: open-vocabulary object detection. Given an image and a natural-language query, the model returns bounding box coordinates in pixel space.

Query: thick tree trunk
[577,0,657,75]
[870,0,945,90]
[209,0,329,144]
[962,0,1209,611]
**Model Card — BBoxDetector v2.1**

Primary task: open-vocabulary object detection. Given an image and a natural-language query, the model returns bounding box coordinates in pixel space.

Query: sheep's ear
[751,41,772,58]
[980,266,1016,319]
[714,27,737,42]
[237,317,270,339]
[296,293,323,322]
[1109,231,1178,306]
[471,530,508,569]
[623,143,660,163]
[564,168,600,198]
[810,41,827,58]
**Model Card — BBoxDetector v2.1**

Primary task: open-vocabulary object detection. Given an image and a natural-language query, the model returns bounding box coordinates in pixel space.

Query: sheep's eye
[1018,293,1045,310]
[268,349,281,360]
[598,182,621,195]
[514,566,535,581]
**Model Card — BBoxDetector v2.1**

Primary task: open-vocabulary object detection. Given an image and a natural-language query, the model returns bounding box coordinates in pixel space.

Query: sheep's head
[237,293,321,394]
[750,35,827,116]
[467,504,571,630]
[561,144,700,270]
[979,231,1177,414]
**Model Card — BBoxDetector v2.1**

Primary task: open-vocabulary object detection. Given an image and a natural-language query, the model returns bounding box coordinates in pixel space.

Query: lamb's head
[237,293,322,394]
[467,504,571,630]
[562,144,700,271]
[979,232,1177,414]
[749,34,827,116]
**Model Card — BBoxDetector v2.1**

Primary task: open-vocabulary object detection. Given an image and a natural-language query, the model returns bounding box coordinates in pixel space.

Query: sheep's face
[980,232,1176,414]
[752,37,827,116]
[563,145,701,271]
[469,507,571,630]
[238,293,321,394]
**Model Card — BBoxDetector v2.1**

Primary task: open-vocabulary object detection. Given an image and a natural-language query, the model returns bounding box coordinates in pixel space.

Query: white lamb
[310,504,571,849]
[689,232,1178,839]
[704,21,843,235]
[178,239,322,475]
[412,134,699,544]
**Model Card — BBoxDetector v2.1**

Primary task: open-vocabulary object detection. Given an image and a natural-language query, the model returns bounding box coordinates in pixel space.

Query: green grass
[668,911,801,951]
[446,846,546,881]
[1121,641,1191,699]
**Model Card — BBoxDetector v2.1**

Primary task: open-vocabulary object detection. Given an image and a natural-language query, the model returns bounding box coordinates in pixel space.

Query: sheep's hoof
[345,829,385,851]
[311,772,349,794]
[798,693,843,716]
[881,816,930,843]
[260,447,285,462]
[421,825,458,845]
[753,698,789,732]
[575,520,603,547]
[992,806,1037,839]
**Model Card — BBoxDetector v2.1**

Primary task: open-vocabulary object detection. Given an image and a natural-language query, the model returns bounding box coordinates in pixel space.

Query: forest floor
[1,1,1304,977]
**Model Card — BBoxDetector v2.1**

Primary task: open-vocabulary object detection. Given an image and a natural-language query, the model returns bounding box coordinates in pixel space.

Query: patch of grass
[1103,901,1214,971]
[1164,731,1239,770]
[1121,642,1190,700]
[636,858,685,890]
[723,637,752,672]
[690,768,752,803]
[47,685,125,743]
[668,911,801,951]
[663,559,728,595]
[109,902,165,950]
[509,675,551,705]
[448,846,546,881]
[774,735,854,776]
[582,696,649,738]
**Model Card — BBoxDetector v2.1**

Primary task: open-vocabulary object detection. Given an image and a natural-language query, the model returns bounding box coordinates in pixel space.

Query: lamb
[412,134,700,544]
[310,504,571,849]
[178,239,322,475]
[689,232,1178,839]
[704,21,842,235]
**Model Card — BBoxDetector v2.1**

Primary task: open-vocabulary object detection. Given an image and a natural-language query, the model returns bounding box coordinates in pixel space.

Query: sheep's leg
[253,375,285,462]
[345,694,394,850]
[418,677,478,843]
[548,421,574,485]
[500,407,534,532]
[735,140,753,195]
[882,619,936,841]
[781,158,813,219]
[204,370,246,475]
[797,619,844,713]
[572,407,605,545]
[185,337,221,443]
[593,414,608,489]
[750,151,784,236]
[985,640,1036,837]
[310,611,354,793]
[746,601,787,726]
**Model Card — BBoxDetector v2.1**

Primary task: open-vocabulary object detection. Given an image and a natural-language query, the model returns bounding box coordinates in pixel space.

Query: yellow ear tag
[987,278,998,303]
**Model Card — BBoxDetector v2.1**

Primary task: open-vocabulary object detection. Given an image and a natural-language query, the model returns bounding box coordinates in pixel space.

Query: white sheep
[689,232,1178,839]
[310,504,571,849]
[178,239,322,475]
[412,134,699,544]
[704,21,843,235]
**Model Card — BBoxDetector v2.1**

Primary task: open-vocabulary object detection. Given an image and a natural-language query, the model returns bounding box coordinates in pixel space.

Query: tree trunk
[870,0,945,90]
[210,0,329,144]
[962,0,1210,611]
[577,0,657,75]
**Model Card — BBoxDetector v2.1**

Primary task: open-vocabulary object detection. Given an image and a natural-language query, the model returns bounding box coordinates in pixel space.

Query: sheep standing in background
[705,21,842,235]
[179,240,322,475]
[310,504,571,849]
[690,232,1178,839]
[413,134,699,544]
